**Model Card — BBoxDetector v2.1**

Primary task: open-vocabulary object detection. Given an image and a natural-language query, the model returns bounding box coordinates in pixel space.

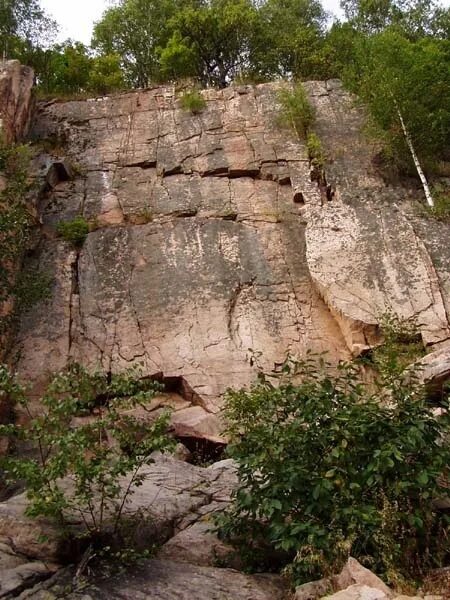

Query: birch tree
[345,30,450,203]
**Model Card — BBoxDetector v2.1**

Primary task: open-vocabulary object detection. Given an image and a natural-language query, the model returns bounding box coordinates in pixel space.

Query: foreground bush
[0,364,174,550]
[218,354,450,586]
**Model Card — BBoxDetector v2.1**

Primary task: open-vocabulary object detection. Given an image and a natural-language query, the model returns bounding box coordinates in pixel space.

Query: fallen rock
[170,406,226,443]
[172,442,192,461]
[336,558,393,598]
[157,520,237,568]
[413,345,450,392]
[295,577,334,600]
[0,561,56,599]
[324,584,389,600]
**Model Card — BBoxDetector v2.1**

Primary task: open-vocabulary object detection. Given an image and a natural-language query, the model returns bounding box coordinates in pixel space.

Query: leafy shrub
[217,353,450,586]
[0,364,174,552]
[359,311,425,377]
[376,312,426,372]
[0,143,34,338]
[307,132,327,184]
[179,90,206,114]
[14,270,53,313]
[0,144,33,291]
[428,183,450,222]
[277,83,316,139]
[56,216,89,246]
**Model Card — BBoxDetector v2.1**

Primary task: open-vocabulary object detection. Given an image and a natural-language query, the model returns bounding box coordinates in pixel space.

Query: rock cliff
[0,60,34,144]
[2,60,450,423]
[1,59,450,600]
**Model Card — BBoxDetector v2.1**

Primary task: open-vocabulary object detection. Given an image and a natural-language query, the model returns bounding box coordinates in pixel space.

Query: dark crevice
[278,175,291,185]
[68,251,80,355]
[425,376,450,408]
[149,373,205,407]
[176,436,226,466]
[221,212,238,221]
[162,165,183,177]
[227,168,260,179]
[126,160,157,169]
[174,209,198,218]
[293,191,305,205]
[71,253,80,295]
[326,184,335,201]
[200,166,229,178]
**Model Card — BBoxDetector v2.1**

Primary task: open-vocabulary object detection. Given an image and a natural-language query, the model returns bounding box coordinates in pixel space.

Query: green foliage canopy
[93,0,331,88]
[0,0,57,57]
[35,42,125,97]
[93,0,187,88]
[161,0,265,87]
[344,30,450,170]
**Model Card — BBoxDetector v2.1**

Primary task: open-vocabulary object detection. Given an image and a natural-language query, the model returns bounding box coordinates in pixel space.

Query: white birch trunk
[395,104,434,207]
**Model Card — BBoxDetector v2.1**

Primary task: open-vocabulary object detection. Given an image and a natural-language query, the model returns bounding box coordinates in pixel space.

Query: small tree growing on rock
[0,363,175,555]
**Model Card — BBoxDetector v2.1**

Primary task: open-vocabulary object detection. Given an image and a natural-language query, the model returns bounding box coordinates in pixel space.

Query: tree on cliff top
[92,0,330,88]
[343,29,450,202]
[160,0,265,87]
[0,0,57,59]
[340,0,448,36]
[93,0,187,88]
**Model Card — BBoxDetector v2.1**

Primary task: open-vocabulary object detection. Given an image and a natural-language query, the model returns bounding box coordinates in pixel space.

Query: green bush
[0,143,33,296]
[428,183,450,222]
[179,90,206,114]
[368,312,426,377]
[307,132,326,170]
[14,270,53,312]
[56,216,89,246]
[0,143,34,338]
[0,364,174,552]
[277,83,316,139]
[217,352,450,586]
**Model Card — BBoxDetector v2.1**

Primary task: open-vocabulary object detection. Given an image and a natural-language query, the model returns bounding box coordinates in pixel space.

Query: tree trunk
[395,104,434,208]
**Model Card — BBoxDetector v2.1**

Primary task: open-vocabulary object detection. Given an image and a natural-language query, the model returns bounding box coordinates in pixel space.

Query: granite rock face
[10,80,450,412]
[0,60,34,144]
[304,81,450,354]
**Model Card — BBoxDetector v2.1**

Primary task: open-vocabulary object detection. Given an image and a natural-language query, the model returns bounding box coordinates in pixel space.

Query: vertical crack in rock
[67,248,80,357]
[402,212,450,345]
[227,278,256,349]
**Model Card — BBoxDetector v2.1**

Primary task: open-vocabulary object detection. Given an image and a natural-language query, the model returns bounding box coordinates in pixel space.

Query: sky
[40,0,345,45]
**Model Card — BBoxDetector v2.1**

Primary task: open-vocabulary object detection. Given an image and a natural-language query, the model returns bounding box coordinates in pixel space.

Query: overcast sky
[40,0,345,44]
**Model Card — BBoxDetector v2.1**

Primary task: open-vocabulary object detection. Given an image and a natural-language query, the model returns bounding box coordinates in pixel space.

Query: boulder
[157,520,237,568]
[336,558,393,598]
[170,406,226,443]
[295,578,334,600]
[16,560,287,599]
[323,584,389,600]
[0,561,57,599]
